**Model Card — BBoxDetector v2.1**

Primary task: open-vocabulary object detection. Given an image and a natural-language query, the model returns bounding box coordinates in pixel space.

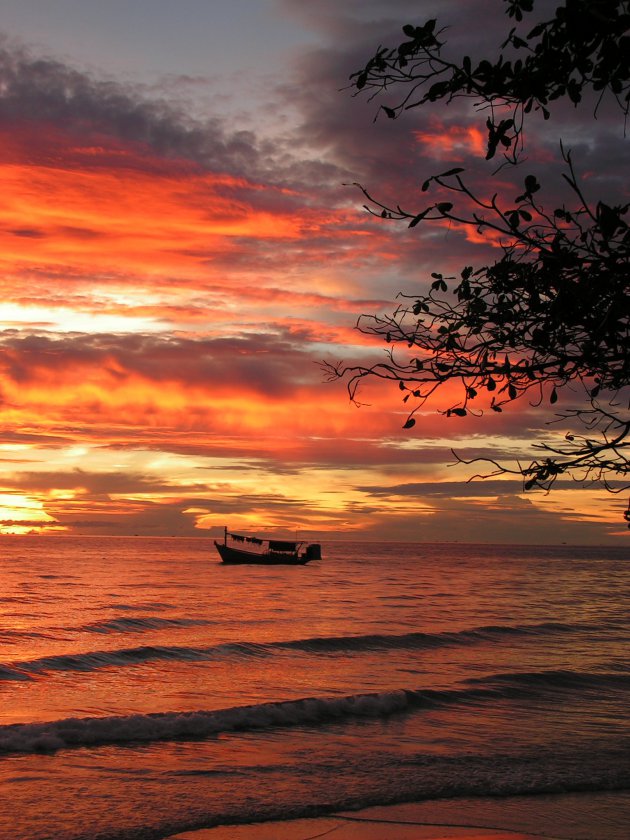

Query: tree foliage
[328,0,630,517]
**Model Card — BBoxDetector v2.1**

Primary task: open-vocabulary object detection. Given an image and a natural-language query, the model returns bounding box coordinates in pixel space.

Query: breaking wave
[2,667,629,755]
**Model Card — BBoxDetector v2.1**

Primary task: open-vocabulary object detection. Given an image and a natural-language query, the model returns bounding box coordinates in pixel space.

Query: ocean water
[0,536,629,840]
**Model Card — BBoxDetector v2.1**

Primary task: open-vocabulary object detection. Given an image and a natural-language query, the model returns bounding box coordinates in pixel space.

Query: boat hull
[214,541,312,565]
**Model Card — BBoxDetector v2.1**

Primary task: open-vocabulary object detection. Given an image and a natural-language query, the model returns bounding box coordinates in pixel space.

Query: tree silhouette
[327,0,629,518]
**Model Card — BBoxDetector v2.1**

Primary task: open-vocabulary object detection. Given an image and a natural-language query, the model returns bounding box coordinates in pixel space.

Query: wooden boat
[215,527,321,565]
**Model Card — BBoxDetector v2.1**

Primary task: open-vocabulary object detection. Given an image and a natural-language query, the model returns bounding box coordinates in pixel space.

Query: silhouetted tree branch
[352,0,629,162]
[328,0,630,521]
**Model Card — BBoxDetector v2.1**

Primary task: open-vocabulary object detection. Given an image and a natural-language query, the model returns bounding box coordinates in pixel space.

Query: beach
[168,794,630,840]
[167,793,630,839]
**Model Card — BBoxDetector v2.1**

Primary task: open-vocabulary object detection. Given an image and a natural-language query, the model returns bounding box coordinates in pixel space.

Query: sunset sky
[0,0,627,543]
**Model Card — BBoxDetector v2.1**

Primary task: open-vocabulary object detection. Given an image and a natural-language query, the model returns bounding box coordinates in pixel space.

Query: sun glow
[0,493,62,534]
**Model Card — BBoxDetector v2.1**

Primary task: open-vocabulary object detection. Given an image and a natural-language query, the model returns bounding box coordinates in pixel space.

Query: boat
[215,527,321,565]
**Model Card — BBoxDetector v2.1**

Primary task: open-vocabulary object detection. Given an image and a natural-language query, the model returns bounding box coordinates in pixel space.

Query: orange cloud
[414,121,486,160]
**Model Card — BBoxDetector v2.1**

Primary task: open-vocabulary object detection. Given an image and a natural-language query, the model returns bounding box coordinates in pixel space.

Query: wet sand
[166,791,630,840]
[165,802,553,840]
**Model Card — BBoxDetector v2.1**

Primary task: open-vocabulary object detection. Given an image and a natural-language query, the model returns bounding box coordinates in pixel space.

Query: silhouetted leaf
[408,209,429,228]
[402,418,416,429]
[525,174,540,193]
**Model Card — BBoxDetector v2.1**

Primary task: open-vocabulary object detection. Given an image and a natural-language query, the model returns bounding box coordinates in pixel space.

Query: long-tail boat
[214,527,321,565]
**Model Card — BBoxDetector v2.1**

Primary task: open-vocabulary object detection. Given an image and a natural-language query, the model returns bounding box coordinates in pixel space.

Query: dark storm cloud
[0,36,265,176]
[278,0,626,228]
[0,34,352,198]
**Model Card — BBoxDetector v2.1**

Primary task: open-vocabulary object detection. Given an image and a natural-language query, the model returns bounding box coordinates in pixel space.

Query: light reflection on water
[0,536,628,839]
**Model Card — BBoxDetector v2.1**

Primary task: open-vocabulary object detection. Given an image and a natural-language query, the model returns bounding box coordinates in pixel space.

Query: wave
[0,644,218,680]
[84,616,211,634]
[0,620,590,681]
[0,629,59,642]
[2,667,629,755]
[467,668,630,693]
[276,621,578,653]
[0,690,412,754]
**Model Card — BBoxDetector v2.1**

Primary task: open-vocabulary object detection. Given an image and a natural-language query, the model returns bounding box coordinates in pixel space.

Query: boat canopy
[268,540,298,552]
[226,531,298,551]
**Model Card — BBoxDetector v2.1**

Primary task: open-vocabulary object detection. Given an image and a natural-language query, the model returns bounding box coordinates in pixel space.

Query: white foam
[0,689,412,754]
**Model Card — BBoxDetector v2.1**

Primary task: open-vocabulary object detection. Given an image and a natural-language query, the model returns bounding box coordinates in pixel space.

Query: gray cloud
[0,328,321,395]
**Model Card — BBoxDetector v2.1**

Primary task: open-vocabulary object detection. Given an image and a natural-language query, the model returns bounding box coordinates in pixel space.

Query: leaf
[451,408,467,417]
[427,81,450,100]
[402,418,416,429]
[528,22,547,38]
[408,209,429,228]
[597,202,622,238]
[439,168,465,178]
[550,387,558,404]
[524,174,540,193]
[507,210,520,228]
[382,105,396,119]
[436,202,454,213]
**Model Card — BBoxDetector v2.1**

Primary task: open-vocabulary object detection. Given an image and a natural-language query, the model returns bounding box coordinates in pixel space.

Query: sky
[0,0,627,544]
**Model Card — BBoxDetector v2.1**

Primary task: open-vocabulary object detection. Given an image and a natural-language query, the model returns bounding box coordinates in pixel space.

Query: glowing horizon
[0,2,627,544]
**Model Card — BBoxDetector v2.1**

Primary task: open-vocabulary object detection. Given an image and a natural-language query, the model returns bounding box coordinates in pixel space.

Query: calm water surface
[0,537,628,839]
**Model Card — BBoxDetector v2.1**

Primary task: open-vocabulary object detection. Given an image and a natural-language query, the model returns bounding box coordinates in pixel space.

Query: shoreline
[165,791,630,840]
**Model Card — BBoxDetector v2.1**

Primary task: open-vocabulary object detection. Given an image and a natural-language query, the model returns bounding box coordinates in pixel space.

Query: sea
[0,536,629,840]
